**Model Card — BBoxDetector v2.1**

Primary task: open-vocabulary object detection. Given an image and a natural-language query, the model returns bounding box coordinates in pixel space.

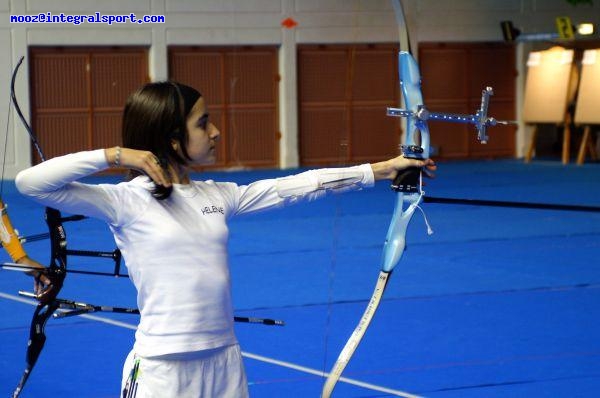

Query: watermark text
[10,12,165,25]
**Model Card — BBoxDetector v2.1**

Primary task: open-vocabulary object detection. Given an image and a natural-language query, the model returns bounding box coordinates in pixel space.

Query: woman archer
[15,81,435,397]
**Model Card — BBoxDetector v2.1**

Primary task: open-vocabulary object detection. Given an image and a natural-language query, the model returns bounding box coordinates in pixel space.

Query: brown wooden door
[419,42,517,159]
[29,47,148,163]
[298,44,400,166]
[169,46,279,169]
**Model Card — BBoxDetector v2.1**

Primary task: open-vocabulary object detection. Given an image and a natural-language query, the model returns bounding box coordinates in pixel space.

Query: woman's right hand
[105,147,171,188]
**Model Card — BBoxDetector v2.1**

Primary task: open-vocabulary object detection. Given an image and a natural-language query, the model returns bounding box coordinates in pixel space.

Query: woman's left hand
[371,156,436,181]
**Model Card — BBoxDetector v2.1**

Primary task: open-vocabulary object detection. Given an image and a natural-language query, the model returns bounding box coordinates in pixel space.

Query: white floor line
[243,351,422,397]
[0,291,422,398]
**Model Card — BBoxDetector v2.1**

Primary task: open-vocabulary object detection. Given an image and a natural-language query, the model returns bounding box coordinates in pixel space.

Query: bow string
[11,57,46,163]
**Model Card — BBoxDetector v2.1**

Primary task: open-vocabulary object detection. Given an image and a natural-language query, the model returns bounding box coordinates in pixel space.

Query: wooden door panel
[30,48,148,165]
[91,52,147,108]
[351,106,399,161]
[92,112,122,149]
[300,107,349,165]
[298,44,400,166]
[170,52,224,105]
[420,48,469,100]
[31,54,89,109]
[225,52,276,104]
[420,42,516,159]
[36,113,89,159]
[169,46,279,168]
[226,108,277,166]
[352,49,398,101]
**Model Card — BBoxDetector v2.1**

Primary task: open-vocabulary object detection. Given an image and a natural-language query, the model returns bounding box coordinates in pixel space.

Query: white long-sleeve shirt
[16,149,374,357]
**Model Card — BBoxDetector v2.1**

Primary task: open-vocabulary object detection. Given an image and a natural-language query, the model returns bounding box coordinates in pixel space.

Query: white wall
[2,0,599,177]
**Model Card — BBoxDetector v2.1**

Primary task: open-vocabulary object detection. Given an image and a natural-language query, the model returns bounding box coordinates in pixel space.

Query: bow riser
[380,192,421,273]
[399,51,430,160]
[381,51,430,275]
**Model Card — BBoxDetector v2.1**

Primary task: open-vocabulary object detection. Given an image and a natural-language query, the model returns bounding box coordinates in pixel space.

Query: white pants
[121,344,249,398]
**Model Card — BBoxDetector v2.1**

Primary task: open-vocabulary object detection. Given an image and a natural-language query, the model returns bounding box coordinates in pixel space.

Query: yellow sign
[556,16,575,39]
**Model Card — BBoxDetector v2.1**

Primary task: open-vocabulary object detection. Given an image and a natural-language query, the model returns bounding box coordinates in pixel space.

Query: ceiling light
[577,23,594,35]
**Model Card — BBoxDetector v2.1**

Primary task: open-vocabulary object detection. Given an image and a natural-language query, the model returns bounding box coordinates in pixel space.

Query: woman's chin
[192,156,216,166]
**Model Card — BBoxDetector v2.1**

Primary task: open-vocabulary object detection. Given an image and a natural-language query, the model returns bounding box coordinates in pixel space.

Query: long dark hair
[122,81,201,199]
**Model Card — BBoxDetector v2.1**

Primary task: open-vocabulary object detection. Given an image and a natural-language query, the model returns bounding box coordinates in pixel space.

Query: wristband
[114,146,121,167]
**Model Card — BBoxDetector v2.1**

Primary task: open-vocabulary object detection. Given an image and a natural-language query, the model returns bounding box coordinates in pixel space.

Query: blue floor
[1,159,599,397]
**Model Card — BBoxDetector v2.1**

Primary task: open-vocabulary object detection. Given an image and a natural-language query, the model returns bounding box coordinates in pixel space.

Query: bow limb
[12,210,67,398]
[13,209,66,397]
[10,57,67,397]
[320,196,422,398]
[391,0,410,55]
[12,300,60,398]
[10,56,46,162]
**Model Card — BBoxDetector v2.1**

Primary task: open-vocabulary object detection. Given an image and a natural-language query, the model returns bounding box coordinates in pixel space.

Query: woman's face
[182,97,220,165]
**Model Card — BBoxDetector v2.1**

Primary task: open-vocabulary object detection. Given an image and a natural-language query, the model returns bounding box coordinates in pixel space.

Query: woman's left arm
[232,157,435,216]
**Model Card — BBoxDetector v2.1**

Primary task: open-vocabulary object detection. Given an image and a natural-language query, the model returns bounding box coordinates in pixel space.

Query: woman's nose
[210,123,221,140]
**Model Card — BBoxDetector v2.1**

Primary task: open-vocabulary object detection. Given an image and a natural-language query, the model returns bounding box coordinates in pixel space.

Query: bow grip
[391,166,421,193]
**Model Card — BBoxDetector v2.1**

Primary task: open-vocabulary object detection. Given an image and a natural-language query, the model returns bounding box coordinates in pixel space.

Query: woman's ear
[171,139,179,151]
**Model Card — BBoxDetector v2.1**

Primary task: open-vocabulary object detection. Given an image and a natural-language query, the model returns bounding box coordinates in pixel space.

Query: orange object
[0,200,27,262]
[281,17,298,29]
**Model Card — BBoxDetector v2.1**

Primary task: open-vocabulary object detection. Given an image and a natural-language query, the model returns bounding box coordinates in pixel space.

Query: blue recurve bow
[321,1,499,396]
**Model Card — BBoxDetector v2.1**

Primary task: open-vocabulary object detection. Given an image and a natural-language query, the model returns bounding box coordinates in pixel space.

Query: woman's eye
[198,116,208,129]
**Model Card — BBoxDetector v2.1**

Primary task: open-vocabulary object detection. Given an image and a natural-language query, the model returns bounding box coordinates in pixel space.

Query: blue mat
[1,159,599,397]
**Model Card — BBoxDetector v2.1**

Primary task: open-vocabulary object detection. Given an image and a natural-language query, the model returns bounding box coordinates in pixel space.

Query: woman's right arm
[15,149,119,223]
